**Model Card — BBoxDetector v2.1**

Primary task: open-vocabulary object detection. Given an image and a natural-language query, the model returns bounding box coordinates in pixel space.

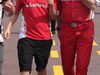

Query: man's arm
[2,0,15,16]
[4,11,20,40]
[47,0,57,20]
[56,15,62,39]
[81,0,96,10]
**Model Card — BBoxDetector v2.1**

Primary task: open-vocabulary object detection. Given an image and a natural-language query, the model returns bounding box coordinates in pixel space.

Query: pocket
[85,20,94,35]
[82,20,94,42]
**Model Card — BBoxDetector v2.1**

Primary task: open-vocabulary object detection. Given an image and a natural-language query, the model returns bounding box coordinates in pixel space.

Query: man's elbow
[91,7,96,10]
[89,5,96,10]
[90,7,96,10]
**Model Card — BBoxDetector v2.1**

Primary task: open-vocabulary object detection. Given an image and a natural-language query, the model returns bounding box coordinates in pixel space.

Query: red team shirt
[15,0,57,40]
[57,0,94,23]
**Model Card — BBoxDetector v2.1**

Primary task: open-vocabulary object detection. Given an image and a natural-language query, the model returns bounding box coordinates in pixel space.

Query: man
[0,0,14,75]
[4,0,57,75]
[57,0,98,75]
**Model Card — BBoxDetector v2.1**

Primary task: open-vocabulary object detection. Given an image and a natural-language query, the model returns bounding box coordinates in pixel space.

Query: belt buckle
[71,23,77,27]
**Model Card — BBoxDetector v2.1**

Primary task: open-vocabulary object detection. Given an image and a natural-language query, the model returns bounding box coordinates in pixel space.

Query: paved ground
[1,6,100,75]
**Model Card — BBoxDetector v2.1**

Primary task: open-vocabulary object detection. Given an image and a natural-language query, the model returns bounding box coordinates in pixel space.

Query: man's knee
[20,71,30,75]
[37,68,46,75]
[76,66,88,75]
[63,66,75,75]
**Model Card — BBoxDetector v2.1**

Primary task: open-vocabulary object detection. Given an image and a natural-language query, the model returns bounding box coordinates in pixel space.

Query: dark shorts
[17,38,52,73]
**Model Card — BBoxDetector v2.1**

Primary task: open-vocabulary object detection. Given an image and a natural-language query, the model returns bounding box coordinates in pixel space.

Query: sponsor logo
[26,3,49,8]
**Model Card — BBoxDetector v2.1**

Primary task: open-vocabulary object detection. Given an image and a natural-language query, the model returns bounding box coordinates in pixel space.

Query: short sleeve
[57,0,62,16]
[15,0,24,11]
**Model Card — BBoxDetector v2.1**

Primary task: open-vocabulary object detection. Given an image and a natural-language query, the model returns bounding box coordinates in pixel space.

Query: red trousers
[60,20,94,75]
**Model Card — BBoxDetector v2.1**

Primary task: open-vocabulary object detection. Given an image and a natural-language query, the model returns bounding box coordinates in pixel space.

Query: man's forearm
[7,11,20,29]
[56,15,62,38]
[4,11,20,40]
[49,4,57,20]
[57,15,62,28]
[81,0,96,10]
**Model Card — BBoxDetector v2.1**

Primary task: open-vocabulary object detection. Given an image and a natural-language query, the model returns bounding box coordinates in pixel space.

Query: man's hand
[4,28,10,40]
[47,0,54,5]
[2,0,13,12]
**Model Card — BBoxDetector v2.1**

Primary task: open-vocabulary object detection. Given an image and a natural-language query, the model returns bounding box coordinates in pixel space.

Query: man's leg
[0,43,4,75]
[17,38,34,75]
[60,23,77,75]
[76,20,94,75]
[37,69,46,75]
[51,19,56,34]
[35,40,52,75]
[20,71,29,75]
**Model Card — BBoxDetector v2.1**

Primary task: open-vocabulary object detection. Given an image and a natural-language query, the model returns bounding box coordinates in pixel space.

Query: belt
[71,23,77,27]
